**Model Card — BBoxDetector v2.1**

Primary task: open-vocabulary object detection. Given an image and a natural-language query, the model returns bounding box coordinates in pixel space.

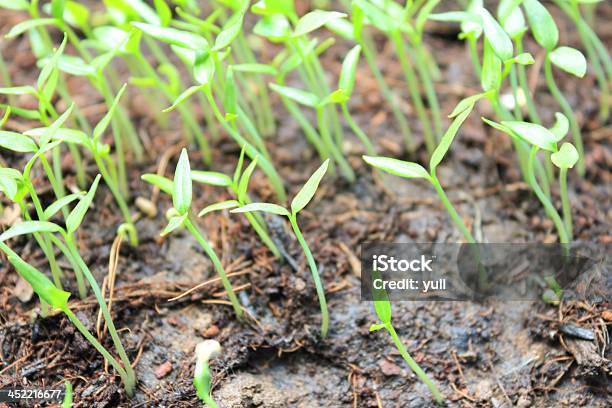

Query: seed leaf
[233,145,247,185]
[5,252,70,309]
[550,112,569,141]
[363,156,431,180]
[238,158,258,203]
[161,214,187,236]
[523,0,558,51]
[0,176,18,200]
[6,18,56,38]
[339,45,361,97]
[429,11,478,23]
[290,159,329,214]
[253,14,290,42]
[0,221,63,241]
[481,40,502,91]
[153,0,171,26]
[500,2,526,39]
[500,121,558,152]
[66,174,101,234]
[43,192,85,220]
[173,149,192,214]
[131,22,209,50]
[0,0,29,10]
[214,12,244,51]
[231,203,290,216]
[269,83,319,108]
[94,84,127,142]
[191,171,232,187]
[551,143,579,169]
[198,200,240,217]
[549,46,587,78]
[0,86,36,96]
[193,52,215,85]
[292,10,346,38]
[507,52,535,65]
[430,106,473,174]
[25,127,90,147]
[223,68,237,116]
[449,92,488,118]
[479,8,513,62]
[163,84,204,112]
[37,34,67,92]
[141,173,174,195]
[231,63,277,75]
[0,131,38,153]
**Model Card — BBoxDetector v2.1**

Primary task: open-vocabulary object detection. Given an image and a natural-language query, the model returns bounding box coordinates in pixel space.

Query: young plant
[364,94,488,244]
[232,160,331,337]
[194,340,222,408]
[148,149,243,318]
[62,381,72,408]
[482,113,578,244]
[369,281,443,405]
[0,242,136,396]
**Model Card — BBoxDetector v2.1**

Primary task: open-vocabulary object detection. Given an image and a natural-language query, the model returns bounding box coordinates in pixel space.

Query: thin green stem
[386,324,444,404]
[280,96,327,160]
[242,211,281,258]
[544,55,585,176]
[559,167,572,240]
[467,34,482,78]
[340,103,376,155]
[412,39,443,141]
[316,107,355,182]
[289,215,329,338]
[515,38,542,125]
[431,176,476,243]
[184,217,243,318]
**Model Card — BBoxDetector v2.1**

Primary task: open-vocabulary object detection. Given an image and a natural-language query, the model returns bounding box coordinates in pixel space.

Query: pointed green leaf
[449,92,489,118]
[0,86,36,96]
[481,39,502,91]
[551,142,579,169]
[37,34,67,91]
[292,10,346,37]
[198,200,240,217]
[66,174,101,234]
[173,149,192,214]
[233,145,246,185]
[507,52,534,65]
[193,52,215,85]
[523,0,558,51]
[500,121,558,151]
[131,22,209,50]
[141,173,174,194]
[231,202,289,216]
[269,83,319,108]
[43,192,85,220]
[549,46,587,78]
[500,2,526,39]
[238,158,258,203]
[24,127,89,147]
[480,8,513,62]
[0,176,18,200]
[231,63,277,75]
[214,12,244,51]
[339,45,361,97]
[430,106,473,173]
[39,103,74,146]
[94,84,127,142]
[550,112,569,141]
[161,213,187,236]
[154,0,172,26]
[253,14,290,42]
[191,170,232,187]
[363,156,431,180]
[6,18,56,38]
[290,159,329,214]
[223,68,237,116]
[0,131,38,152]
[0,221,63,241]
[369,323,387,332]
[163,84,204,112]
[0,0,29,10]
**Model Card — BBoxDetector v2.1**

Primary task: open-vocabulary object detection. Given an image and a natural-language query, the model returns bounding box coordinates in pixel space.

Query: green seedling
[369,275,443,404]
[0,176,136,395]
[147,149,243,318]
[194,340,221,408]
[482,113,578,244]
[62,381,72,408]
[364,94,488,243]
[232,159,331,337]
[24,84,139,246]
[142,146,281,258]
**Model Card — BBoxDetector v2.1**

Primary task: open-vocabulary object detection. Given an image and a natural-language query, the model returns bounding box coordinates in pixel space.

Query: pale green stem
[340,103,376,155]
[316,106,355,182]
[430,176,476,244]
[288,214,329,338]
[467,34,482,78]
[515,38,541,125]
[280,96,327,160]
[411,38,443,141]
[559,167,573,240]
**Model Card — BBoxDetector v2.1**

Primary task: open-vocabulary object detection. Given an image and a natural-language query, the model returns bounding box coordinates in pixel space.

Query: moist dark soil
[0,3,610,408]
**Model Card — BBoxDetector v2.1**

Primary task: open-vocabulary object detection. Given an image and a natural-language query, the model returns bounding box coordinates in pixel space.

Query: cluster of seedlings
[0,0,604,405]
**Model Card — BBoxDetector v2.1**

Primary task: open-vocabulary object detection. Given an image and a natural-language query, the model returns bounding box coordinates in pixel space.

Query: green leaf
[0,131,38,153]
[64,1,90,31]
[154,0,172,26]
[231,63,277,75]
[0,104,40,120]
[369,323,387,332]
[0,167,21,179]
[500,121,558,151]
[507,52,534,65]
[482,117,513,134]
[231,202,289,216]
[0,175,18,200]
[480,7,513,61]
[481,39,502,91]
[193,52,215,85]
[37,34,67,92]
[292,10,346,37]
[290,159,329,214]
[415,0,440,34]
[238,158,258,203]
[66,174,101,234]
[0,221,63,241]
[500,2,526,39]
[51,0,66,19]
[253,14,290,42]
[551,142,579,169]
[43,192,85,220]
[262,0,295,16]
[214,12,245,51]
[198,200,240,217]
[0,0,29,10]
[430,106,473,174]
[319,89,349,106]
[550,112,569,141]
[4,251,70,309]
[362,156,431,180]
[6,18,56,38]
[173,149,192,214]
[373,300,392,324]
[94,84,127,142]
[141,173,174,195]
[39,103,74,146]
[351,2,365,40]
[449,92,489,118]
[549,46,587,78]
[223,68,237,116]
[0,86,36,96]
[191,171,232,187]
[325,17,355,41]
[523,0,558,51]
[339,45,361,97]
[55,55,96,77]
[131,22,209,50]
[161,214,187,236]
[164,84,204,112]
[24,127,89,147]
[269,83,319,108]
[233,145,246,185]
[429,11,477,23]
